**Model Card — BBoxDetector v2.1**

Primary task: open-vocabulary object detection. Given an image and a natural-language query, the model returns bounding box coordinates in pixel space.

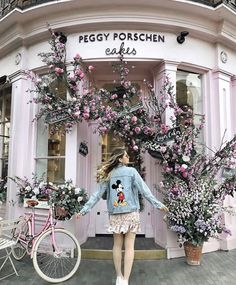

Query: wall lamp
[177,31,189,44]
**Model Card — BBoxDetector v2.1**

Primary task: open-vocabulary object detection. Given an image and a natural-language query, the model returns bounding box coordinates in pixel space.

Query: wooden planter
[184,242,203,266]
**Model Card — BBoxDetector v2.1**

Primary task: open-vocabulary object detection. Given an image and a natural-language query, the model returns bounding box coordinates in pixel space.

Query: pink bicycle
[12,199,81,283]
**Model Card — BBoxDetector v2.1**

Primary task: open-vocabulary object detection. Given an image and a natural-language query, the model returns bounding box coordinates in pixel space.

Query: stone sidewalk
[1,249,236,285]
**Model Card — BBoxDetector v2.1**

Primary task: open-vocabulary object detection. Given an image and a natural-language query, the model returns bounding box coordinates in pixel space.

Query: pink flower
[55,67,64,75]
[75,69,82,76]
[74,111,81,117]
[131,116,137,124]
[74,53,81,60]
[133,145,139,151]
[88,65,95,71]
[182,172,188,178]
[134,127,141,134]
[83,112,90,119]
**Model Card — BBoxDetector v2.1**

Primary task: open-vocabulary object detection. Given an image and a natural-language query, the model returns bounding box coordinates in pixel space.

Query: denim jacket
[79,165,165,215]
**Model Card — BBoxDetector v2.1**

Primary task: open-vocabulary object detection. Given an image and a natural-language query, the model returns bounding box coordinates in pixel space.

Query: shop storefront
[0,0,236,258]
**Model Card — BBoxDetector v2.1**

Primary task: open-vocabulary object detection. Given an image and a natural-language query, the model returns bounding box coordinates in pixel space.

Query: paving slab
[1,249,236,285]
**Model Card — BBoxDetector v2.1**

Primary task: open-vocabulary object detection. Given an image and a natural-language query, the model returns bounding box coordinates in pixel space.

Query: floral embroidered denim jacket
[79,165,165,215]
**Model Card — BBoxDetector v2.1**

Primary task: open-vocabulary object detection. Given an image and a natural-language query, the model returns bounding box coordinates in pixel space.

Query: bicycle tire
[12,217,28,260]
[32,228,81,283]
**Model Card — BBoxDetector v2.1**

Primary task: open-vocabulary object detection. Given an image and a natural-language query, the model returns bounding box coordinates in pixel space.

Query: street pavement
[1,249,236,285]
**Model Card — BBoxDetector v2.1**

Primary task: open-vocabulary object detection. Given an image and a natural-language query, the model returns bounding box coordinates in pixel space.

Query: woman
[77,147,168,285]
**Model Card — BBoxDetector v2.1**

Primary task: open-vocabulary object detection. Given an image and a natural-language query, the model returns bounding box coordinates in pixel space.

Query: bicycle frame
[18,203,61,258]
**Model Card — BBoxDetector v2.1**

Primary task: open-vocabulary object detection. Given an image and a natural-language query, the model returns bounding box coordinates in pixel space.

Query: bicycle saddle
[26,199,39,207]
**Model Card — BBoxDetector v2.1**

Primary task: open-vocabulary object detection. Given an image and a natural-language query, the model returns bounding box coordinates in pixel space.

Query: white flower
[182,155,190,162]
[25,186,31,192]
[33,187,40,195]
[39,182,45,189]
[75,187,81,194]
[181,164,188,170]
[77,196,83,202]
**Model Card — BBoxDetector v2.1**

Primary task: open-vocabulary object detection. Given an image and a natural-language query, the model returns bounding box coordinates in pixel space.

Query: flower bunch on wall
[27,27,99,135]
[146,78,236,246]
[94,57,155,151]
[27,27,157,150]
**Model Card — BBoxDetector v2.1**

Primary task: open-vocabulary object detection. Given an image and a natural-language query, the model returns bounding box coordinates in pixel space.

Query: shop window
[176,70,204,149]
[35,78,66,183]
[0,87,11,179]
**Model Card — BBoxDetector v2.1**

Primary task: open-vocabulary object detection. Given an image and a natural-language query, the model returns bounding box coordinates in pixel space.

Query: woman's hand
[160,206,169,213]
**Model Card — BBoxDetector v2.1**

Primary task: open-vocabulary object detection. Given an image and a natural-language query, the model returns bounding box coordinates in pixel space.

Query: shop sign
[78,32,165,56]
[154,126,181,144]
[221,167,236,179]
[79,142,88,157]
[45,109,71,124]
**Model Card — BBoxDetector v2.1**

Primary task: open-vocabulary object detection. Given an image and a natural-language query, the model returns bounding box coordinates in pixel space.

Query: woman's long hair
[96,147,126,182]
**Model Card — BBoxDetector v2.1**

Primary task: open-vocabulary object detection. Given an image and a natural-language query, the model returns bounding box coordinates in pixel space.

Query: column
[7,70,36,218]
[152,61,184,258]
[213,71,236,250]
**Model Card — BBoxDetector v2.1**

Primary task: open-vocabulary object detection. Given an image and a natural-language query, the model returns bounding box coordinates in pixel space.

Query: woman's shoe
[116,276,122,285]
[121,279,129,285]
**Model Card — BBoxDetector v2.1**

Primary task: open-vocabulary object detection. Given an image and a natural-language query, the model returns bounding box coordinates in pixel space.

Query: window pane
[176,70,203,149]
[35,76,66,183]
[36,158,65,184]
[0,89,11,180]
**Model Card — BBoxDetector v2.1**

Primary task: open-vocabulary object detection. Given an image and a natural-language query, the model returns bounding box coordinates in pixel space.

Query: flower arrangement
[26,26,155,151]
[26,25,99,135]
[145,77,236,246]
[51,180,88,220]
[10,174,88,220]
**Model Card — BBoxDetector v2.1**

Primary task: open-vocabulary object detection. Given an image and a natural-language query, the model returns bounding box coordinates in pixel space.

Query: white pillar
[152,61,184,258]
[7,70,36,218]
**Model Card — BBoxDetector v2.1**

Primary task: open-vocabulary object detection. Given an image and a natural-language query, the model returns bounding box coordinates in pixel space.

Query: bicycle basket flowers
[9,174,52,205]
[51,180,88,220]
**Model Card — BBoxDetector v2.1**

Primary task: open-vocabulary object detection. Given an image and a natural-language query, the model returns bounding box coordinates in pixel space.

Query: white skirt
[107,211,141,234]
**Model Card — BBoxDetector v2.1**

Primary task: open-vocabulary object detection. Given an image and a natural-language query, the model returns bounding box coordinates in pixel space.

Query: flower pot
[184,242,203,266]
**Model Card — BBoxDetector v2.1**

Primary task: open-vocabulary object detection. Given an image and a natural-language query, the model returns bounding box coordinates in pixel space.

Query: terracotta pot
[184,241,203,266]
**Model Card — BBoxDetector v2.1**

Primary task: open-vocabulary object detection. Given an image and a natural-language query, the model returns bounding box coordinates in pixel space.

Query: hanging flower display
[26,26,100,135]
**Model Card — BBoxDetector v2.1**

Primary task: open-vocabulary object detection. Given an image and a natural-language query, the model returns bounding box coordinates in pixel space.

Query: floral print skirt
[107,211,141,234]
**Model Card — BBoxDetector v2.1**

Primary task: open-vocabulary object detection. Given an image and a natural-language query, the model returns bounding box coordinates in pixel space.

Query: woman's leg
[123,232,136,282]
[113,233,124,278]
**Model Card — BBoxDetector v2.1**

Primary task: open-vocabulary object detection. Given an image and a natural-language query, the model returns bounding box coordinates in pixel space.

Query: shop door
[95,133,146,235]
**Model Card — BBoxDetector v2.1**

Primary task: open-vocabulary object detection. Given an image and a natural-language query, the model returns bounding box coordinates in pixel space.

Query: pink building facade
[0,0,236,258]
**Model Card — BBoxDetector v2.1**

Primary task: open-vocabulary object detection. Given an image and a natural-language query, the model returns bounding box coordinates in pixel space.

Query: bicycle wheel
[12,218,28,260]
[32,228,81,283]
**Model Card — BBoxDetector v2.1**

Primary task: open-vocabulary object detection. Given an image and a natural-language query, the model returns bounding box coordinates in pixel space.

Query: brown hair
[96,147,126,182]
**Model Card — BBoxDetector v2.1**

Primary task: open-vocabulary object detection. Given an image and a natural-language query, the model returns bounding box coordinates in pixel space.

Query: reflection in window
[176,70,203,149]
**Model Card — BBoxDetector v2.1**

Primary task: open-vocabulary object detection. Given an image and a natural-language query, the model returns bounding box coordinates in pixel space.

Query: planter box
[23,198,50,209]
